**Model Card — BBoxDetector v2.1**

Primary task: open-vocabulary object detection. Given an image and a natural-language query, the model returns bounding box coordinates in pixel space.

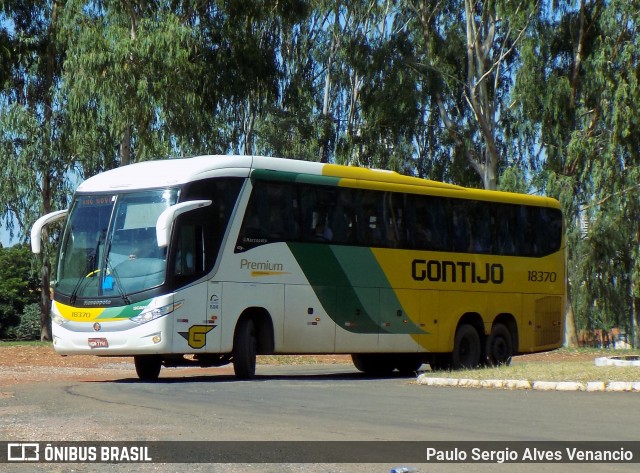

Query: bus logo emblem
[179,325,216,349]
[93,323,101,332]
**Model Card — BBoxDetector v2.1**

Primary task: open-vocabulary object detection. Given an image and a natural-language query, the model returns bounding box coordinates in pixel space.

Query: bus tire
[451,324,481,370]
[394,354,424,375]
[233,318,257,380]
[486,324,513,366]
[351,354,395,376]
[134,355,162,381]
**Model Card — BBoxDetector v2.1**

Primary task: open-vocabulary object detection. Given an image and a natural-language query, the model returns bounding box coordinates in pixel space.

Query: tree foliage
[1,0,640,345]
[0,245,39,339]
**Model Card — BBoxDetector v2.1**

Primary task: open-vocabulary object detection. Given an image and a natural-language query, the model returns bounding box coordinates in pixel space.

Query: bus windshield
[56,189,179,300]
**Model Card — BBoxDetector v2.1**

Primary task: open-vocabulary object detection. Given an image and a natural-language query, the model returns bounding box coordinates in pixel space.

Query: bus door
[169,211,222,354]
[171,281,218,353]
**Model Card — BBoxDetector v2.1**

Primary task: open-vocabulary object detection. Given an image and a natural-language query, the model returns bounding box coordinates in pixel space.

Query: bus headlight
[53,314,69,326]
[131,301,183,325]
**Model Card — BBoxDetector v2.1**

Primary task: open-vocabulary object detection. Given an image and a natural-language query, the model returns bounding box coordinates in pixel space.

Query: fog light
[152,335,161,344]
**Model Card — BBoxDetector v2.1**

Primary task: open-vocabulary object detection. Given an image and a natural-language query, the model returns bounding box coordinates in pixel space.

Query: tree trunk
[564,296,578,348]
[120,125,132,166]
[39,259,52,341]
[243,99,255,156]
[632,297,640,349]
[38,1,58,341]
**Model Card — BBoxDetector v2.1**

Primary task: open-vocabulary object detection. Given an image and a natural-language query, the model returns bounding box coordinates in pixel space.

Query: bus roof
[76,155,560,208]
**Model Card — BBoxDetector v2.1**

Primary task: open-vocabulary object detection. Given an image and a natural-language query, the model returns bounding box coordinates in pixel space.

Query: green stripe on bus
[287,243,424,335]
[95,299,153,320]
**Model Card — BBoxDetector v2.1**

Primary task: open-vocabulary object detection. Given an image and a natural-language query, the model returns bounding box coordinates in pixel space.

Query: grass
[425,362,640,383]
[261,349,640,383]
[0,340,51,347]
[421,348,640,383]
[2,342,639,383]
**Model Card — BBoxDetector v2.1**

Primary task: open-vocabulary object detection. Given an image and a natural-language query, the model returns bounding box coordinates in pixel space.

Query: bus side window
[356,190,383,247]
[409,195,450,251]
[517,206,536,256]
[382,192,405,248]
[237,182,270,249]
[530,207,563,256]
[301,185,338,243]
[174,223,204,276]
[330,188,356,244]
[495,205,518,256]
[451,202,470,253]
[238,181,300,251]
[468,202,493,254]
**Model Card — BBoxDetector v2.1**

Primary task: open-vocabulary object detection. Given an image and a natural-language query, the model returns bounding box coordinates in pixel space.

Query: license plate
[88,338,109,348]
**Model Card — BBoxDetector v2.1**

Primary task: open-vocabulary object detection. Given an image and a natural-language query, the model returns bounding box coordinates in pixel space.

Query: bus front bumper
[52,320,172,356]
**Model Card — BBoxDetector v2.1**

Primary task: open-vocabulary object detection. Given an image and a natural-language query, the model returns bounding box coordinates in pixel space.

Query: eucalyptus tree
[577,0,640,347]
[58,0,211,175]
[208,0,308,156]
[254,0,323,162]
[332,0,422,172]
[513,0,640,347]
[0,0,71,340]
[406,0,539,190]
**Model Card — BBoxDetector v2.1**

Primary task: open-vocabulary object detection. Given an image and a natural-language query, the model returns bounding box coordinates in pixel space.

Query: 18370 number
[527,271,557,282]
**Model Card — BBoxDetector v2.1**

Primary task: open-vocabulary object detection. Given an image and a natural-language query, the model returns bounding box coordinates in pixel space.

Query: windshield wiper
[70,229,106,304]
[69,248,99,304]
[102,240,131,305]
[104,258,130,306]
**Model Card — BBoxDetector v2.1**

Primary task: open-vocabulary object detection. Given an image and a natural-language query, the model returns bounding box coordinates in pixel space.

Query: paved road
[1,363,639,472]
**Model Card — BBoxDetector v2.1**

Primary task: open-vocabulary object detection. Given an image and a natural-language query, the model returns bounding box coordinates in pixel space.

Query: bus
[31,155,565,380]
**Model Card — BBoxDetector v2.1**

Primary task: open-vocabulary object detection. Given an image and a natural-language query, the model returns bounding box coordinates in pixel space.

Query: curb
[594,356,640,367]
[416,374,640,392]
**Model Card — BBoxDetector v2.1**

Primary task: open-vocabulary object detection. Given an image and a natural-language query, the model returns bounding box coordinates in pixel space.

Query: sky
[1,219,19,247]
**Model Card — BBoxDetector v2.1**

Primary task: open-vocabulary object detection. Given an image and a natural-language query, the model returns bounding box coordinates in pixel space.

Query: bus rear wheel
[351,354,395,376]
[134,355,162,381]
[233,318,257,380]
[451,324,481,370]
[486,324,513,366]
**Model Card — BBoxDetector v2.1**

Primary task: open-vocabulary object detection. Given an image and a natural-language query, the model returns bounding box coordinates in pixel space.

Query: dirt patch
[0,343,597,387]
[0,344,355,386]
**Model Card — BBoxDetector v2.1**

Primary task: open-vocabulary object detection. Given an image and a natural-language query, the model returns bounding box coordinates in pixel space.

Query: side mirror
[155,200,212,248]
[31,209,69,254]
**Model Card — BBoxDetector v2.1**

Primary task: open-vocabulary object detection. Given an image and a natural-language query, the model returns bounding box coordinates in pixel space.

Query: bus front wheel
[134,355,162,381]
[233,318,257,380]
[451,324,481,370]
[486,324,513,366]
[394,354,424,374]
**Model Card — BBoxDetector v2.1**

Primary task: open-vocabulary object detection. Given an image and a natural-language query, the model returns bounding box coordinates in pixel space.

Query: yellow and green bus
[31,155,565,380]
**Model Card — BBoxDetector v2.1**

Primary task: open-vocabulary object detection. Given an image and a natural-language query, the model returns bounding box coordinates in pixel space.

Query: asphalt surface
[1,364,639,473]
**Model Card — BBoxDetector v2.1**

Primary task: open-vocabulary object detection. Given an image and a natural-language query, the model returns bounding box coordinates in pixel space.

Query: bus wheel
[452,324,481,370]
[233,318,257,380]
[486,324,513,366]
[394,355,424,375]
[351,354,395,376]
[134,355,162,381]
